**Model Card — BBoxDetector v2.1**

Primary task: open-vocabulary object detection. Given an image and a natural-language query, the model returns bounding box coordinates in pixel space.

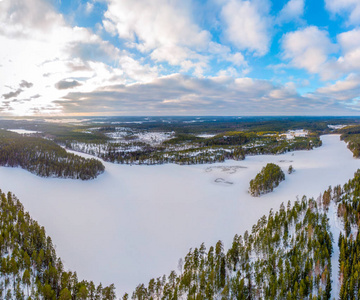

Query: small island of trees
[249,163,285,196]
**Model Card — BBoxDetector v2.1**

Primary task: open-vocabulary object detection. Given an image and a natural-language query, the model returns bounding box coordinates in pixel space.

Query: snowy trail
[328,201,342,299]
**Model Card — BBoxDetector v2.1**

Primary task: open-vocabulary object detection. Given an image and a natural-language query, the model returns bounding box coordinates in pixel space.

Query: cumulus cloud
[2,80,33,100]
[220,0,272,56]
[1,0,360,116]
[55,80,82,90]
[333,28,360,75]
[279,26,360,81]
[0,0,160,115]
[282,26,337,77]
[325,0,360,25]
[102,0,211,73]
[2,89,23,100]
[315,73,360,102]
[277,0,305,24]
[0,0,66,39]
[19,80,33,88]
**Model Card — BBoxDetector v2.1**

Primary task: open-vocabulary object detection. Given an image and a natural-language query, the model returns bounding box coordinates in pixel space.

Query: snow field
[0,134,358,295]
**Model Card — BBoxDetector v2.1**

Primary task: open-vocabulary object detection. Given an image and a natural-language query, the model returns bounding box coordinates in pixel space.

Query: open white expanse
[7,129,41,134]
[0,134,358,294]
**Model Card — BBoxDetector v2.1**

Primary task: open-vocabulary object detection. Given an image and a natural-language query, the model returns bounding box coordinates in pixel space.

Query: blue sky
[1,0,360,116]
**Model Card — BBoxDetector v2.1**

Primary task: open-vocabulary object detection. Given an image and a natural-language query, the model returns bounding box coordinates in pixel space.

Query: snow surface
[0,135,358,295]
[7,129,41,134]
[135,131,174,145]
[197,134,216,138]
[44,118,91,124]
[105,130,174,146]
[281,129,308,140]
[328,201,342,299]
[328,124,347,130]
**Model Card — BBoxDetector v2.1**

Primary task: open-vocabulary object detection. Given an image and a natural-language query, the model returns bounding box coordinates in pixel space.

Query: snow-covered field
[7,129,41,134]
[0,134,358,295]
[281,129,308,139]
[197,133,216,138]
[104,129,175,145]
[328,124,347,130]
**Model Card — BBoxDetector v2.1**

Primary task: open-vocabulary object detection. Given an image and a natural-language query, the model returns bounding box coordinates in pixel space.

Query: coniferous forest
[5,169,360,299]
[0,130,104,180]
[249,163,285,197]
[0,190,116,299]
[2,119,360,299]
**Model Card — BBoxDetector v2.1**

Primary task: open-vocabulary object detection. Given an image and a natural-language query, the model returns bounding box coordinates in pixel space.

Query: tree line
[0,130,104,180]
[129,197,332,299]
[0,190,116,299]
[65,132,321,166]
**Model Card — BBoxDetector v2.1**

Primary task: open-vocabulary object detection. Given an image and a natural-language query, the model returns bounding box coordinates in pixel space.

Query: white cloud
[280,27,360,81]
[2,0,360,116]
[316,73,360,101]
[0,0,64,38]
[309,74,360,112]
[102,0,211,73]
[86,2,94,14]
[220,0,272,56]
[307,28,360,80]
[0,0,159,115]
[277,0,305,24]
[104,0,210,50]
[335,28,360,73]
[325,0,360,25]
[282,26,337,77]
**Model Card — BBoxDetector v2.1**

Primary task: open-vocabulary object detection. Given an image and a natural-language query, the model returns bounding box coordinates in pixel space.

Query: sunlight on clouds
[102,0,210,74]
[0,0,159,115]
[325,0,360,25]
[220,0,272,56]
[282,26,337,77]
[1,0,360,115]
[276,0,304,24]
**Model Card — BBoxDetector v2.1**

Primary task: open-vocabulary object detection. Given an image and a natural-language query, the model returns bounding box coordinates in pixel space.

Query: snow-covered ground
[328,201,342,299]
[196,133,216,138]
[135,131,174,145]
[0,135,358,295]
[7,129,41,134]
[105,130,174,146]
[328,124,347,130]
[44,118,91,124]
[281,129,308,139]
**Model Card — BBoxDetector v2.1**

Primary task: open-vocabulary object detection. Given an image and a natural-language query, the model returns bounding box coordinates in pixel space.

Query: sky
[1,0,360,116]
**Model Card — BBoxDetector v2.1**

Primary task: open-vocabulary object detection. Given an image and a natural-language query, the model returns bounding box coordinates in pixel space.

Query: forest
[0,130,104,180]
[332,170,360,299]
[129,197,333,300]
[338,125,360,158]
[4,166,360,298]
[0,188,334,300]
[249,163,285,197]
[0,117,327,167]
[0,190,116,299]
[3,117,360,299]
[70,132,321,166]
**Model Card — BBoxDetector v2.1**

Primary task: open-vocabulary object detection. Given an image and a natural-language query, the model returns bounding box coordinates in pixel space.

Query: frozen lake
[0,134,358,295]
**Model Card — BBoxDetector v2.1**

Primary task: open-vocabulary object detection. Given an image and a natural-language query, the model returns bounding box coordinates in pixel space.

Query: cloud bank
[1,0,360,116]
